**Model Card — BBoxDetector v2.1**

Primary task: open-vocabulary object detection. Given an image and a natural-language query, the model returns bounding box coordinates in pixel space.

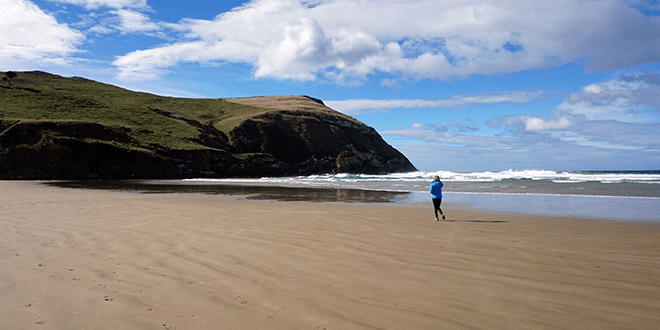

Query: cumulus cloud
[488,115,575,132]
[558,71,660,123]
[110,0,660,82]
[411,123,425,130]
[381,73,660,156]
[522,117,574,131]
[480,72,660,140]
[5,0,659,84]
[0,0,84,66]
[383,115,658,160]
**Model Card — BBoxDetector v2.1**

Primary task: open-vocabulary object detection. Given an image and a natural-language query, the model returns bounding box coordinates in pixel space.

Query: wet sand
[1,181,659,329]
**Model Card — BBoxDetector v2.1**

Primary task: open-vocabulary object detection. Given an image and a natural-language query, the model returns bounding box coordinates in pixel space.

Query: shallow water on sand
[46,180,659,222]
[46,180,412,203]
[411,192,659,222]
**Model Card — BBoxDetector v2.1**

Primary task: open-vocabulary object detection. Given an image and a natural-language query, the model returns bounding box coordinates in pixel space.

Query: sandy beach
[1,181,658,330]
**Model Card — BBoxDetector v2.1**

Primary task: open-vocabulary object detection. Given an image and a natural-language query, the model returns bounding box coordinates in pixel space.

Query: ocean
[50,170,660,222]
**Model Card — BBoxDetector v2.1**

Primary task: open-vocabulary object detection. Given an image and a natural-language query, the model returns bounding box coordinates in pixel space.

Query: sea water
[48,170,660,222]
[184,170,660,222]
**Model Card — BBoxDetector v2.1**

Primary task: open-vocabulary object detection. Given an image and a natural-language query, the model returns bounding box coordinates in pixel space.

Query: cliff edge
[0,71,416,179]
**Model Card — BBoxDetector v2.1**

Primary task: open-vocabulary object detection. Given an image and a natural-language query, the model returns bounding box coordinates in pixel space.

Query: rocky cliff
[0,71,416,179]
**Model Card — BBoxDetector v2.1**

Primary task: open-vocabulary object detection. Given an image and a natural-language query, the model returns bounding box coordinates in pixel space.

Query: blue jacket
[430,180,443,199]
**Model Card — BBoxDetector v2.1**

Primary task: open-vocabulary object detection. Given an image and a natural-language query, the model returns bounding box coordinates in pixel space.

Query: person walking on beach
[430,175,445,221]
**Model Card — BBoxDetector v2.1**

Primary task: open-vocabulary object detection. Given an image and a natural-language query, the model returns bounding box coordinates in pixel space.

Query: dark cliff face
[0,120,186,179]
[230,110,416,175]
[0,72,416,179]
[0,113,415,179]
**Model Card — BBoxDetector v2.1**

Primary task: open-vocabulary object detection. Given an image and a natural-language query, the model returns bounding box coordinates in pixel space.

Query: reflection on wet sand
[45,180,412,203]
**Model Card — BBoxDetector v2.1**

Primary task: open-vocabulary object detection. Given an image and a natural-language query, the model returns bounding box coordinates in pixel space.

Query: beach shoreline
[45,179,660,221]
[1,181,659,329]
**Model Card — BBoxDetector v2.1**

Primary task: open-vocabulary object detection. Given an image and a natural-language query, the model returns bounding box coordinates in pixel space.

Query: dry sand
[1,181,658,330]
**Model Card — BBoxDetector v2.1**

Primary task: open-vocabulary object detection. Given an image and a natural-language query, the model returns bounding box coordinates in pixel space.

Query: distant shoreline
[42,179,660,222]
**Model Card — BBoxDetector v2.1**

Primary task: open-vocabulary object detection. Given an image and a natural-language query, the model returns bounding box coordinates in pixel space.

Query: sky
[2,0,660,172]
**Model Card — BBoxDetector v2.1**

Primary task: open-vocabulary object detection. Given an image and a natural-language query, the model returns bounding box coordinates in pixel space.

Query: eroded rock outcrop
[229,107,415,175]
[0,72,416,179]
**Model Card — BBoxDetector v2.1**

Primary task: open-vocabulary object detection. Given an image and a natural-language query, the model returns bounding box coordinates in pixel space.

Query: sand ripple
[1,181,659,329]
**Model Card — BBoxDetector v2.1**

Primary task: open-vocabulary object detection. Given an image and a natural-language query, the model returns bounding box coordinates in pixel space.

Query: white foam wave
[186,169,660,185]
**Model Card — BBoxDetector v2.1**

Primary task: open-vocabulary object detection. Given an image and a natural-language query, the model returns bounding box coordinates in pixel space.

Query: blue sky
[2,0,660,172]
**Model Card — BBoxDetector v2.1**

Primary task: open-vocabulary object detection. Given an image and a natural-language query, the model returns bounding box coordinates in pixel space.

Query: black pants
[432,198,444,218]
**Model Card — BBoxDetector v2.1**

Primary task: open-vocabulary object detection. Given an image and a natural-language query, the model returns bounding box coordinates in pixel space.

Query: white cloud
[382,117,658,162]
[380,124,513,149]
[379,72,660,169]
[522,117,573,131]
[467,73,660,156]
[559,72,660,123]
[113,9,160,34]
[486,115,578,132]
[0,0,84,67]
[88,25,114,35]
[378,123,518,149]
[411,123,424,130]
[111,0,660,82]
[489,115,575,132]
[325,89,552,114]
[255,18,333,81]
[113,41,210,80]
[4,0,659,83]
[582,84,603,94]
[555,132,644,151]
[48,0,147,9]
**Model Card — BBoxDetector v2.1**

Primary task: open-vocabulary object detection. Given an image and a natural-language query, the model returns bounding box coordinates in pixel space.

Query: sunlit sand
[1,181,658,329]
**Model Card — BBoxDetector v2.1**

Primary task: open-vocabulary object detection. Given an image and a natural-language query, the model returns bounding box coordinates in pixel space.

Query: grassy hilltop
[0,71,415,179]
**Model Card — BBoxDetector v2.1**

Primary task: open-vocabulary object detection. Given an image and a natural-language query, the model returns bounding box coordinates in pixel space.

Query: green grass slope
[0,71,415,179]
[1,71,275,150]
